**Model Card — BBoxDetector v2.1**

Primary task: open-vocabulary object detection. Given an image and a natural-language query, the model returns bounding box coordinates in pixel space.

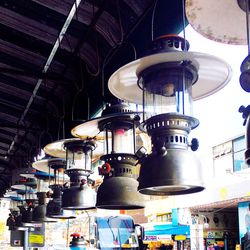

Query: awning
[145,224,190,236]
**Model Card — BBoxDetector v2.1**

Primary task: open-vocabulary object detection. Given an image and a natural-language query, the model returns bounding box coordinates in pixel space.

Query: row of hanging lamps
[108,34,232,195]
[72,100,146,209]
[185,0,250,165]
[44,138,98,210]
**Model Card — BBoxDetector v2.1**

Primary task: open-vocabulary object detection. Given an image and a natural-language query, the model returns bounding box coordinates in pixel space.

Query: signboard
[28,223,45,248]
[144,235,157,242]
[10,230,24,247]
[157,235,172,241]
[29,234,44,244]
[0,222,5,241]
[238,201,250,245]
[175,235,187,241]
[205,231,224,239]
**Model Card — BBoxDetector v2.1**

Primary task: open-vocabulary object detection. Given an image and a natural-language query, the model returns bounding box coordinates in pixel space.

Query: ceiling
[0,0,185,195]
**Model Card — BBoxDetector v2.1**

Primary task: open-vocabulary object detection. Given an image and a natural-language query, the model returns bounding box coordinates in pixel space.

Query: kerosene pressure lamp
[44,138,97,210]
[72,100,145,209]
[10,174,37,225]
[108,35,232,195]
[31,160,57,222]
[43,158,76,219]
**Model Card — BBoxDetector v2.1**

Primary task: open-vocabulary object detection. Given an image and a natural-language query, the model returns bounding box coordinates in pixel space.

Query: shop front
[144,223,190,249]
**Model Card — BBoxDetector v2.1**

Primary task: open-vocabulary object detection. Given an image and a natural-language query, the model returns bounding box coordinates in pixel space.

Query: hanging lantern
[32,158,75,219]
[4,193,24,230]
[4,191,37,229]
[45,158,76,219]
[20,202,34,225]
[44,138,97,210]
[32,191,53,223]
[108,35,232,195]
[72,100,145,209]
[10,176,37,226]
[30,163,57,223]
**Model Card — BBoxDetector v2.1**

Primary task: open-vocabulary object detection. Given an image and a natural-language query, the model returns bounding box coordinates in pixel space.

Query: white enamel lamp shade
[108,51,232,105]
[44,138,102,163]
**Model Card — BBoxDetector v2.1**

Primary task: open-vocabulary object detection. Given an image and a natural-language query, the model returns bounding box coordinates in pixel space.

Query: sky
[181,25,250,176]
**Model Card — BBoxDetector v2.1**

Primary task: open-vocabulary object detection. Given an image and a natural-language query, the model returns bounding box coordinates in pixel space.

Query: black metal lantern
[72,100,145,210]
[29,163,57,223]
[45,158,76,219]
[44,138,97,210]
[9,177,37,226]
[32,192,48,222]
[20,202,34,224]
[63,139,97,210]
[4,194,25,230]
[108,35,232,195]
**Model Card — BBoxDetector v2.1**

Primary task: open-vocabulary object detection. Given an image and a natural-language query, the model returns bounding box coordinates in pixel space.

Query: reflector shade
[96,176,145,210]
[138,149,204,195]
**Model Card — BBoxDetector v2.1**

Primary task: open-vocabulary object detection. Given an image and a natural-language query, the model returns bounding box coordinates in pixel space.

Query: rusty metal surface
[186,0,247,45]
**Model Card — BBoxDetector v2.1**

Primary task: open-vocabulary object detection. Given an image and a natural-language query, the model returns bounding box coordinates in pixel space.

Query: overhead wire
[85,1,101,76]
[57,97,66,140]
[151,0,158,41]
[71,57,90,121]
[100,41,137,112]
[114,0,124,46]
[181,0,188,51]
[38,117,53,152]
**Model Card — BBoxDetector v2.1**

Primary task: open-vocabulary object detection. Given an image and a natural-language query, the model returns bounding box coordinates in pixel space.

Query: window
[213,140,233,176]
[212,135,248,175]
[233,135,248,172]
[156,213,172,223]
